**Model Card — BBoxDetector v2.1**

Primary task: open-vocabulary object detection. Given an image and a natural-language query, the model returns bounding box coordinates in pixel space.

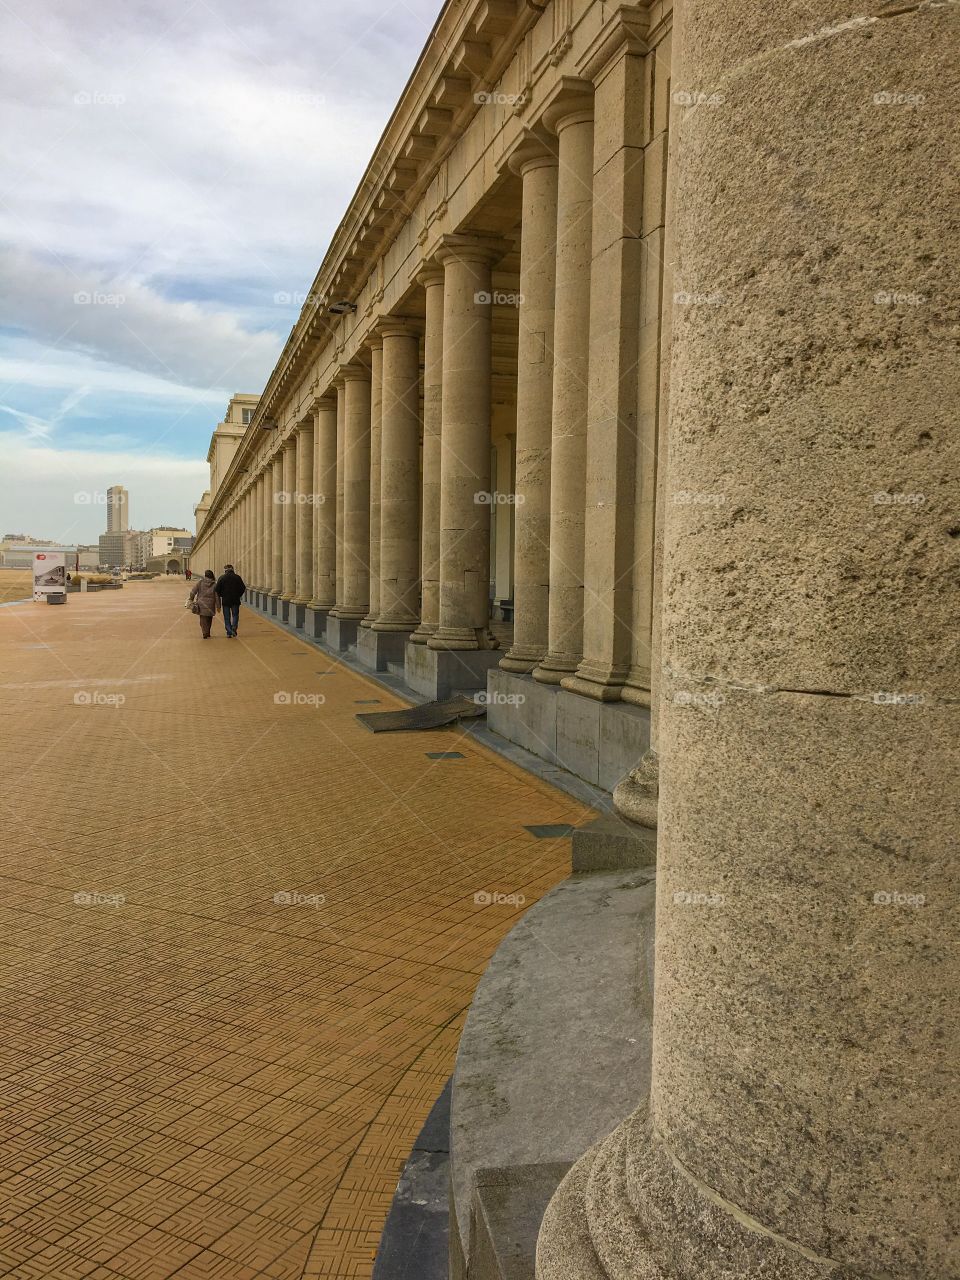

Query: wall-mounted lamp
[328,300,357,315]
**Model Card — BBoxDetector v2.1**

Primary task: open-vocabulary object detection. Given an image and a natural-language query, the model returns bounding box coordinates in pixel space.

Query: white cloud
[1,434,208,542]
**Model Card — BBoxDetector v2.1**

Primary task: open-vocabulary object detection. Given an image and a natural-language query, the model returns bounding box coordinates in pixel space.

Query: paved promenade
[0,580,588,1279]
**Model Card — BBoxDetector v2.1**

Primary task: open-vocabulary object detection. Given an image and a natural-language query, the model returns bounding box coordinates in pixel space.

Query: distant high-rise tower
[106,485,129,533]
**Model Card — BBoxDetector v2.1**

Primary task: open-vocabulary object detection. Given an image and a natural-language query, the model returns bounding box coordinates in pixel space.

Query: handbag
[191,603,201,614]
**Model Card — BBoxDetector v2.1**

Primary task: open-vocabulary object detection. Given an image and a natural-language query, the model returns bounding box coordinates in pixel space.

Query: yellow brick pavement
[0,580,589,1279]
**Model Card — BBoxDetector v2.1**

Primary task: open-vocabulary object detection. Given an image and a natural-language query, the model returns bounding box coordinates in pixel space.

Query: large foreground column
[538,5,959,1278]
[429,236,501,651]
[501,142,558,674]
[375,321,421,632]
[533,98,594,683]
[410,267,444,644]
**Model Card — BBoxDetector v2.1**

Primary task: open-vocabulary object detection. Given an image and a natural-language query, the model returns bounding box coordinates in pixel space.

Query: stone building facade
[192,1,958,1276]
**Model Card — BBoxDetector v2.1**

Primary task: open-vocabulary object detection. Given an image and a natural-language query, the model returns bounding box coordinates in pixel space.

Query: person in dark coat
[215,564,246,638]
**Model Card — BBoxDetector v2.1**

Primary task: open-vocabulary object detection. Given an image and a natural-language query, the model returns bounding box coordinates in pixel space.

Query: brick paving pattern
[0,580,588,1279]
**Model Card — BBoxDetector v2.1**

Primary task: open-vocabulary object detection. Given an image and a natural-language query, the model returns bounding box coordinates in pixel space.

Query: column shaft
[311,398,337,609]
[280,440,296,600]
[429,240,500,651]
[411,268,444,643]
[332,370,370,619]
[375,324,421,630]
[270,454,283,594]
[362,342,384,626]
[501,150,558,673]
[334,383,346,610]
[294,424,314,604]
[533,106,594,683]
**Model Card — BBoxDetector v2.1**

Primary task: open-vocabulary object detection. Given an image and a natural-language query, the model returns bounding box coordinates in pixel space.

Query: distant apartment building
[106,485,129,533]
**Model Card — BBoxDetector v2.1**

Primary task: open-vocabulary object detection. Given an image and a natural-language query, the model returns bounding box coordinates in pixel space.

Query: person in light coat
[187,569,221,639]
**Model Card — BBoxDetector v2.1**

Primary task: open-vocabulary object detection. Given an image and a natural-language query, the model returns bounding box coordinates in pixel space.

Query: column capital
[497,127,559,179]
[436,232,510,268]
[362,330,384,354]
[576,3,656,85]
[376,316,422,341]
[338,360,370,383]
[538,77,594,135]
[415,262,445,290]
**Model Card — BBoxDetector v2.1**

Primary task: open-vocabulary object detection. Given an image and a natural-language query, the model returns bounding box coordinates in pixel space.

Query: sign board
[33,552,67,602]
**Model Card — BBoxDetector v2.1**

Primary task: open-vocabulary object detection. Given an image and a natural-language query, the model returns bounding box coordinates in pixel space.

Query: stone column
[310,395,338,617]
[375,321,421,632]
[293,420,314,610]
[500,142,558,673]
[334,379,346,612]
[532,97,594,683]
[410,266,444,644]
[361,339,384,628]
[254,472,265,592]
[538,5,959,1278]
[280,437,297,607]
[329,365,370,623]
[270,452,283,600]
[564,16,648,703]
[429,236,503,651]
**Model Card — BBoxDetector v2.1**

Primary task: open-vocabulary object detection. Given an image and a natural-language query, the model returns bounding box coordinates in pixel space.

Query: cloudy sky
[0,0,442,543]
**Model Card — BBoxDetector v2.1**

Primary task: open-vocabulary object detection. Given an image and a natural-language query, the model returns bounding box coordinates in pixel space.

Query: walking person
[215,563,246,638]
[187,569,220,639]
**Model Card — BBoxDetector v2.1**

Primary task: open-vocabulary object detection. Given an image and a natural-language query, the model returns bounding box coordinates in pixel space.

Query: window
[242,407,254,425]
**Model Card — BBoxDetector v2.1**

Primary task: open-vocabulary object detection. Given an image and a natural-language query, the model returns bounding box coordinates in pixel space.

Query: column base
[305,604,331,639]
[533,654,580,685]
[326,614,360,651]
[408,622,436,645]
[405,642,503,701]
[560,674,626,703]
[538,1109,837,1280]
[499,643,545,674]
[612,749,659,829]
[428,625,500,652]
[356,627,410,672]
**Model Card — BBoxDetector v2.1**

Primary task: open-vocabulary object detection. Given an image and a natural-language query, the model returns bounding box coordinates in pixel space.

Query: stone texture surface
[452,870,655,1273]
